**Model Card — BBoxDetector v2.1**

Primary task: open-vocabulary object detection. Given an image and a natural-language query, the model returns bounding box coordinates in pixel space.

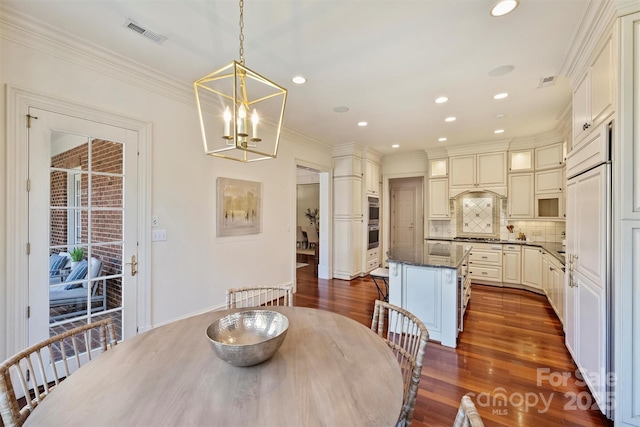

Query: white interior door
[27,108,138,365]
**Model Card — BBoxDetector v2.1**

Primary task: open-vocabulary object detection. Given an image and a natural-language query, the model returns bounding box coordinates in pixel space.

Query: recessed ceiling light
[358,121,368,127]
[438,137,447,142]
[435,96,449,104]
[292,76,307,84]
[488,65,515,77]
[490,0,519,17]
[392,144,400,148]
[494,129,505,134]
[493,92,509,100]
[496,113,506,118]
[445,116,456,122]
[333,106,349,113]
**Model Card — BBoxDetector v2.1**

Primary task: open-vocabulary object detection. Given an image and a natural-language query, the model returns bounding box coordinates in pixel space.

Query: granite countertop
[387,242,472,270]
[425,237,565,265]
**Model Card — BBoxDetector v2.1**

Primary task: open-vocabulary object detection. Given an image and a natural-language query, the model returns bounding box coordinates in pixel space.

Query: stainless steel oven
[368,225,380,249]
[368,196,379,226]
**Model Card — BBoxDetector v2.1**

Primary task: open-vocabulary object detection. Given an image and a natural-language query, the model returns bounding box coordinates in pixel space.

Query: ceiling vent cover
[124,19,167,45]
[538,76,556,88]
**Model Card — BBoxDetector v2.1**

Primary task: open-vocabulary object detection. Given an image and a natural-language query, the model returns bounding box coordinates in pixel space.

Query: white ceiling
[3,0,592,155]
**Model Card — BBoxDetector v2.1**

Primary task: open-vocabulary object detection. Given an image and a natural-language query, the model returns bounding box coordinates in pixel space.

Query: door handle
[126,255,138,276]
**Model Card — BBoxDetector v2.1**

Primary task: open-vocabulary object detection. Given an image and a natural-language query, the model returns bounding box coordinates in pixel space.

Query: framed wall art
[217,177,262,237]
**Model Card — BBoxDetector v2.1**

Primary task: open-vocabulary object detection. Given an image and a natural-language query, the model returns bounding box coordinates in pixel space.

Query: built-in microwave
[368,197,379,225]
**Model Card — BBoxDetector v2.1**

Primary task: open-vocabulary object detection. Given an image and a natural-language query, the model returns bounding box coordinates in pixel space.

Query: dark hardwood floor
[294,264,613,427]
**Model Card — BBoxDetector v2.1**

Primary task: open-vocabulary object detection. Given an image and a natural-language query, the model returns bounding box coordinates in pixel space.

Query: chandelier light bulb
[237,104,247,136]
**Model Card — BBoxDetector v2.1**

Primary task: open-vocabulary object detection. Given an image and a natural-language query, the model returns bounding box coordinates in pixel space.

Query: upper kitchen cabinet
[429,158,448,178]
[363,151,381,196]
[364,158,380,196]
[508,149,533,172]
[572,31,616,146]
[535,169,564,194]
[428,178,450,219]
[508,173,534,219]
[535,143,565,170]
[449,152,506,196]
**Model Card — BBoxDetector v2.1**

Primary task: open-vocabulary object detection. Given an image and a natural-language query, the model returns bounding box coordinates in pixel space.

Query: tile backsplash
[428,198,566,243]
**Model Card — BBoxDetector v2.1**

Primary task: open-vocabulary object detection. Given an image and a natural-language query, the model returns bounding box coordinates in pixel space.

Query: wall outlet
[152,216,159,227]
[531,230,543,236]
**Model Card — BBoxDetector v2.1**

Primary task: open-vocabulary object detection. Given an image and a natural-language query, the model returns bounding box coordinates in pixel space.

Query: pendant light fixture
[194,0,287,162]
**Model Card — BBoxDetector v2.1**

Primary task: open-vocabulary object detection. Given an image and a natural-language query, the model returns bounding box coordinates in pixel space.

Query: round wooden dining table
[24,306,403,427]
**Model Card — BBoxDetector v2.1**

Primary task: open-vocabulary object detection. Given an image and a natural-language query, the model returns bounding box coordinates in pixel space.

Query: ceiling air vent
[124,19,167,45]
[538,76,556,88]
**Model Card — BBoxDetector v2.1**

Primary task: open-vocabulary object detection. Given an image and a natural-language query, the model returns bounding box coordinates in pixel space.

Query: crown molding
[560,0,636,84]
[424,147,448,159]
[445,140,511,157]
[332,142,366,158]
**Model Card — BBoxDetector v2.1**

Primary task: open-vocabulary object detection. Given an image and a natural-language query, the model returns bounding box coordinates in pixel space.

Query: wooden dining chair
[371,300,429,427]
[226,285,294,309]
[453,395,484,427]
[0,318,117,427]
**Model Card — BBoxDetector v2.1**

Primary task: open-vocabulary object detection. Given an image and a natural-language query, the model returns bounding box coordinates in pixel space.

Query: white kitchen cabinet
[507,173,534,219]
[449,152,506,192]
[364,158,380,196]
[535,193,564,219]
[542,254,550,295]
[549,256,565,326]
[508,149,533,172]
[467,243,502,284]
[365,247,380,272]
[429,158,448,177]
[428,178,450,219]
[449,155,476,188]
[521,246,543,290]
[535,169,564,194]
[617,12,640,426]
[333,155,363,280]
[502,244,521,284]
[389,250,468,349]
[572,33,616,145]
[535,143,564,170]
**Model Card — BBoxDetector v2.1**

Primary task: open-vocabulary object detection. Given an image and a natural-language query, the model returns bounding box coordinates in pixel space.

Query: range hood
[454,191,501,240]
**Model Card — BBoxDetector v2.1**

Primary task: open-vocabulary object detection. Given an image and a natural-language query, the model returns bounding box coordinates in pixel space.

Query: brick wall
[50,139,124,310]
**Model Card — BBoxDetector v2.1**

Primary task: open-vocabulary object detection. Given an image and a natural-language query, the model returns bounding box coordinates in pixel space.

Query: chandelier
[194,0,287,162]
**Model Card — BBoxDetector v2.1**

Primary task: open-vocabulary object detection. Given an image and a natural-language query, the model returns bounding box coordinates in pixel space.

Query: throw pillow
[64,260,88,290]
[49,254,68,278]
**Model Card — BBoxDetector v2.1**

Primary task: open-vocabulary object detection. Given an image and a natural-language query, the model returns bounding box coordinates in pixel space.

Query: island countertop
[387,241,471,269]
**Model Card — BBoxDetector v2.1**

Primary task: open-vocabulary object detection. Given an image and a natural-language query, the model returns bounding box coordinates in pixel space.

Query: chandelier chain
[238,0,245,65]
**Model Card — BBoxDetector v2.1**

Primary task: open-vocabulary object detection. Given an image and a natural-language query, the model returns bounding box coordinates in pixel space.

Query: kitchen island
[387,241,471,348]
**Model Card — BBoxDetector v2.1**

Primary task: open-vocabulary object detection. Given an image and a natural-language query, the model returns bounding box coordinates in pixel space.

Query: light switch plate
[152,229,167,241]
